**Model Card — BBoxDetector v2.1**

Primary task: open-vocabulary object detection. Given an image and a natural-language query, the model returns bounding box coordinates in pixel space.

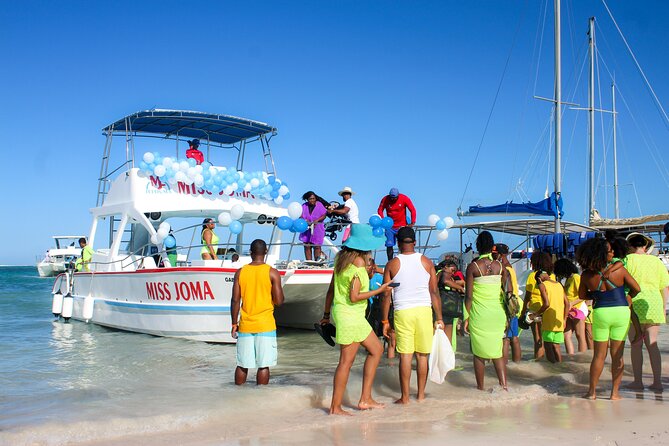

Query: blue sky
[1,0,668,265]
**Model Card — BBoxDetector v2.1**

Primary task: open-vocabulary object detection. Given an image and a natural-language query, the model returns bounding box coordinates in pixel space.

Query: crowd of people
[229,214,668,414]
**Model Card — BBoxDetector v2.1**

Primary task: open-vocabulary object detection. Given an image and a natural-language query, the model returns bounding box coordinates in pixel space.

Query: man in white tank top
[381,227,443,403]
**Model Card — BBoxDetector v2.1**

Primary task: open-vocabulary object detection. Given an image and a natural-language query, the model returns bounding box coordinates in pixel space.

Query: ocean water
[1,266,667,445]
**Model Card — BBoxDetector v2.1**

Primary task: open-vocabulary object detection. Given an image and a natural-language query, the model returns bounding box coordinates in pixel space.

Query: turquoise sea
[2,266,667,445]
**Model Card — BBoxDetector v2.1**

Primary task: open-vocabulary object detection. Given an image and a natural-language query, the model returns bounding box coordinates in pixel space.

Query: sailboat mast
[554,0,562,233]
[612,80,620,218]
[588,17,595,226]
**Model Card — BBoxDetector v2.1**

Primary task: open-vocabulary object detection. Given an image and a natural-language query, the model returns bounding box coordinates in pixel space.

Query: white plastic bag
[428,328,455,384]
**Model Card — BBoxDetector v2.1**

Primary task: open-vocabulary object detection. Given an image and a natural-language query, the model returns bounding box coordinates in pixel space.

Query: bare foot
[624,381,645,391]
[610,393,622,401]
[358,399,385,410]
[329,406,353,416]
[394,398,410,405]
[416,395,426,402]
[582,392,596,400]
[648,383,664,393]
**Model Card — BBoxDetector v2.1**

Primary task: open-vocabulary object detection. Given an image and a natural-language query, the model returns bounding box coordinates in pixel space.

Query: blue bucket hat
[342,224,384,252]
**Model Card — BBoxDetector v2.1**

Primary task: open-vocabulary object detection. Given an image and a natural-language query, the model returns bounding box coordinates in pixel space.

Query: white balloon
[179,161,190,171]
[157,227,169,239]
[287,202,303,220]
[183,175,194,185]
[224,185,234,195]
[174,171,186,183]
[158,222,170,232]
[150,234,159,244]
[195,165,203,173]
[194,175,205,187]
[230,182,239,192]
[243,183,252,192]
[167,176,177,185]
[162,157,173,168]
[143,152,155,164]
[230,204,245,220]
[250,178,260,188]
[443,216,455,229]
[237,171,245,179]
[278,185,289,196]
[427,214,441,226]
[153,165,166,177]
[274,196,284,205]
[437,229,449,241]
[187,167,198,178]
[218,212,232,226]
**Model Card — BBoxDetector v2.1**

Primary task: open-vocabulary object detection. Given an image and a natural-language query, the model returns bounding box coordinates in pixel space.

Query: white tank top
[392,252,431,311]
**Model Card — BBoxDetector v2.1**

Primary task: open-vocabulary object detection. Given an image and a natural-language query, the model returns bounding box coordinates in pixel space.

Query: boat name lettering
[149,175,256,199]
[145,280,215,301]
[225,277,234,282]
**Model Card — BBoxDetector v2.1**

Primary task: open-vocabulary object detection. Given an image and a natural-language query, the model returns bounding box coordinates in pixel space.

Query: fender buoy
[62,293,74,321]
[52,292,63,317]
[82,295,94,322]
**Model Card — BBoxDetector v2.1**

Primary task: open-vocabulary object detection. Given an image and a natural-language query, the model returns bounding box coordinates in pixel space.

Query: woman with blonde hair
[320,224,390,415]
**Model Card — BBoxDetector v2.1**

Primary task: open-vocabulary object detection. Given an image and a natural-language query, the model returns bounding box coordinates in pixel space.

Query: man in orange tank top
[231,239,284,385]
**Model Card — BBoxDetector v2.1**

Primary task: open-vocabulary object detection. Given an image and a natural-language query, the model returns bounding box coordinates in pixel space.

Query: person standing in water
[533,259,569,364]
[231,239,284,385]
[320,224,390,415]
[494,244,522,363]
[381,226,443,404]
[465,231,508,390]
[624,232,669,392]
[576,237,641,400]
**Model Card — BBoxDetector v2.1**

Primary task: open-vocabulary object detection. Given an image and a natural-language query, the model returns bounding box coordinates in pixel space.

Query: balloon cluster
[276,202,308,233]
[427,214,454,240]
[217,204,246,234]
[368,215,394,237]
[151,222,176,247]
[138,152,291,204]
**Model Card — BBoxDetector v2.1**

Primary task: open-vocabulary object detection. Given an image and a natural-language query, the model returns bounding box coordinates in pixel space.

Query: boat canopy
[102,109,277,145]
[463,192,564,218]
[453,218,594,237]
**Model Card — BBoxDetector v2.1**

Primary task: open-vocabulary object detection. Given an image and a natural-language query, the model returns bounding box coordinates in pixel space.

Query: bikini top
[473,254,502,278]
[589,268,628,309]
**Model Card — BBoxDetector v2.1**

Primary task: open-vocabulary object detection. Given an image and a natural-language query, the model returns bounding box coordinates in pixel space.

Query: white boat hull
[52,267,332,342]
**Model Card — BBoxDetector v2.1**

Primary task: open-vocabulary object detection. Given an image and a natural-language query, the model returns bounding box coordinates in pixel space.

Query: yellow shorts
[394,306,433,354]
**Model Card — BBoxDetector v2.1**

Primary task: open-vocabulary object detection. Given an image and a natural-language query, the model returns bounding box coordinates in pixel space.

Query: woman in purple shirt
[299,191,328,261]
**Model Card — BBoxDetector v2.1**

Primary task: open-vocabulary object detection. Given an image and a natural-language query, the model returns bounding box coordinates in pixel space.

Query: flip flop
[314,323,336,347]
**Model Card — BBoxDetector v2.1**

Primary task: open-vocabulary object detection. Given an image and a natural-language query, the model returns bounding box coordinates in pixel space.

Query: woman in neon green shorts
[576,238,641,400]
[320,224,390,415]
[533,256,569,363]
[624,233,669,392]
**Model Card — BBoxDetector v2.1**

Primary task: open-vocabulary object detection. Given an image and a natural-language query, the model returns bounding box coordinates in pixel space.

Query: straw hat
[343,224,384,251]
[626,232,655,253]
[338,186,355,197]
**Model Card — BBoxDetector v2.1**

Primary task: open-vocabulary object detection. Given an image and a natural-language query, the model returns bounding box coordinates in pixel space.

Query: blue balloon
[277,216,292,230]
[283,193,290,200]
[139,161,148,171]
[270,190,279,198]
[292,218,308,233]
[381,217,394,229]
[201,161,212,170]
[164,235,176,248]
[205,180,214,189]
[229,220,243,234]
[188,158,197,167]
[373,227,385,237]
[368,215,382,228]
[268,175,276,184]
[436,220,446,230]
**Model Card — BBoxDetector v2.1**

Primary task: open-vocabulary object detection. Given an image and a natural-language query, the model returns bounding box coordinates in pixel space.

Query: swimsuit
[468,258,506,359]
[590,273,630,342]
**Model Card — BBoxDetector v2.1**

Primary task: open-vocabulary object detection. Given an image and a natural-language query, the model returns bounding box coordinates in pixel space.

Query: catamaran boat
[36,236,85,277]
[50,109,336,343]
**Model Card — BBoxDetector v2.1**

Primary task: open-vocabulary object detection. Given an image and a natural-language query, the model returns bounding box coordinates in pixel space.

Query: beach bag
[429,328,455,384]
[503,274,520,319]
[440,288,463,319]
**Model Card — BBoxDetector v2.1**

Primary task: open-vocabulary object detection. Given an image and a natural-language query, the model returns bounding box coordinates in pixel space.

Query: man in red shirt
[186,139,204,165]
[377,187,417,261]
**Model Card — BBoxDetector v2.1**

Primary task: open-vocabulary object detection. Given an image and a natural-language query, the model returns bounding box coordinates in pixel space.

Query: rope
[601,0,669,130]
[457,1,528,212]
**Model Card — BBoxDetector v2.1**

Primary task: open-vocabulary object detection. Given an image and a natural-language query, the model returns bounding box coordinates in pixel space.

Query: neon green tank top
[200,229,219,255]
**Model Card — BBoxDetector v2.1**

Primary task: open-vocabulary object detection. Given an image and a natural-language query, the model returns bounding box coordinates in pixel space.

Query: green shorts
[542,330,564,344]
[592,306,630,342]
[394,306,433,354]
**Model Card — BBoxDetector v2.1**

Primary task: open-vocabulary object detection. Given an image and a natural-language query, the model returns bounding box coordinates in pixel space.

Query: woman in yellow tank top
[535,265,569,363]
[555,258,587,354]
